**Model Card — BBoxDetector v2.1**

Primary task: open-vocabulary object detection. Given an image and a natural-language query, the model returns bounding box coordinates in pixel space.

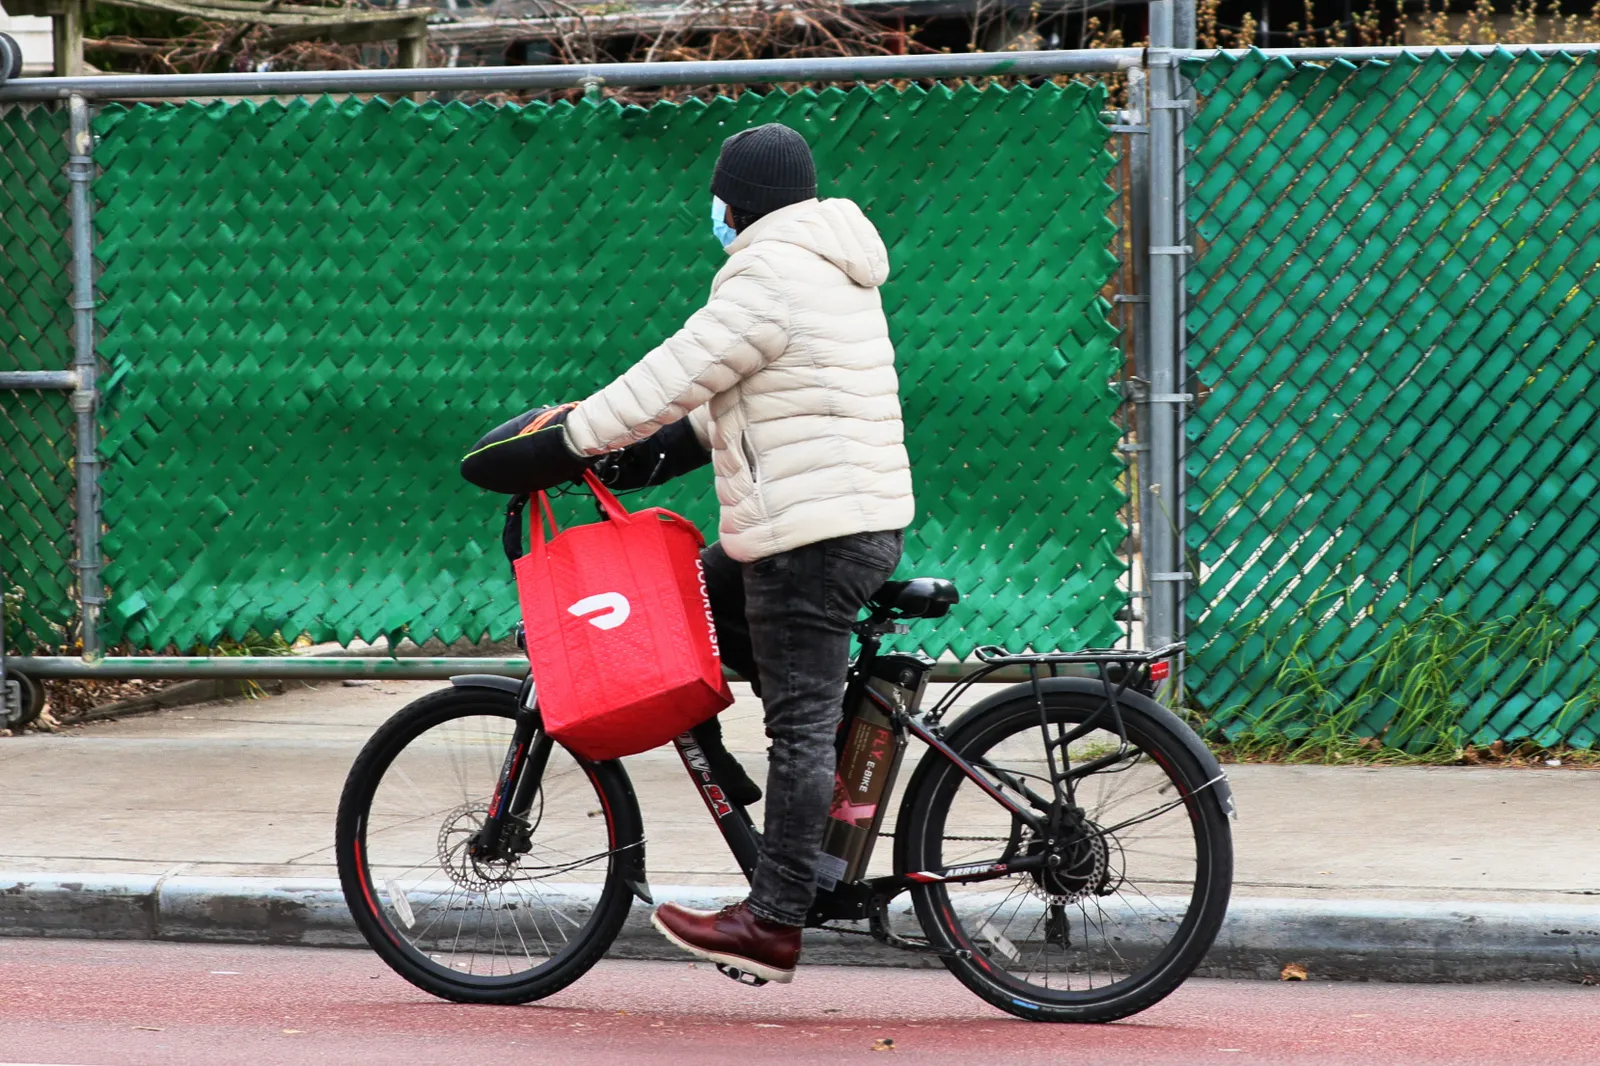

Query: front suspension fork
[471,676,551,860]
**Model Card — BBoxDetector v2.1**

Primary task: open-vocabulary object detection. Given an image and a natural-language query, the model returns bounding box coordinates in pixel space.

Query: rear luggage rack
[970,642,1186,667]
[922,642,1186,727]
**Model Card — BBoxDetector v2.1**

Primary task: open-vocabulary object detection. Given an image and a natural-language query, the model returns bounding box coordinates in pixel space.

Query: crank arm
[863,884,972,961]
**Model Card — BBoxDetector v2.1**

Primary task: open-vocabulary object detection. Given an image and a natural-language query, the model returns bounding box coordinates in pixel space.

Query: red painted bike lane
[1,938,1595,1065]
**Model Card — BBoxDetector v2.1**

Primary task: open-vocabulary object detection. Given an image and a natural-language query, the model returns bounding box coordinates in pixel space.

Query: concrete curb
[3,873,1597,982]
[73,679,293,723]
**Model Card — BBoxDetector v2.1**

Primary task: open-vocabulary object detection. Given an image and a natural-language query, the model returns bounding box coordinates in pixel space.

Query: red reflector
[1149,660,1171,682]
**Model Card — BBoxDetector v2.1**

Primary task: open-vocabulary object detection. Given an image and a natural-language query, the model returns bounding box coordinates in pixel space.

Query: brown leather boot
[650,900,802,984]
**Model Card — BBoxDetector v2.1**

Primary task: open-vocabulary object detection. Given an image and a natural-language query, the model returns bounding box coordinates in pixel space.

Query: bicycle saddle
[870,578,959,619]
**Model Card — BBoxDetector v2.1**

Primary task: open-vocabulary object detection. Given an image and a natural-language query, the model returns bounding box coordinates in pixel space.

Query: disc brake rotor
[437,803,519,891]
[1028,821,1121,903]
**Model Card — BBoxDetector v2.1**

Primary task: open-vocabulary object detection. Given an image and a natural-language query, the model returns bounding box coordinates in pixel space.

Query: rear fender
[895,676,1234,874]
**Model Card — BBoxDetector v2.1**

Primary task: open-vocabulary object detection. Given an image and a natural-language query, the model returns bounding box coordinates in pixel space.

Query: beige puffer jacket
[564,197,915,562]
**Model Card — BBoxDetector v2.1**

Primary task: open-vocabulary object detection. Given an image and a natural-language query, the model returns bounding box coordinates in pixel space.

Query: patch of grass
[1068,738,1126,762]
[193,629,293,699]
[1199,596,1600,765]
[201,630,292,658]
[1213,736,1600,769]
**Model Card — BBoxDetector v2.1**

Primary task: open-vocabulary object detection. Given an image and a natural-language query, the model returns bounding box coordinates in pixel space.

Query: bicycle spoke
[923,701,1218,1010]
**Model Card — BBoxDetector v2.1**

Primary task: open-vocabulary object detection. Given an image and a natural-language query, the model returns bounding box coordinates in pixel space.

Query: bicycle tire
[895,682,1232,1023]
[335,685,642,1004]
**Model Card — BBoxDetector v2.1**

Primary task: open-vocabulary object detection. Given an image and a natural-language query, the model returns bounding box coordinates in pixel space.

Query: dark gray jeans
[700,529,903,927]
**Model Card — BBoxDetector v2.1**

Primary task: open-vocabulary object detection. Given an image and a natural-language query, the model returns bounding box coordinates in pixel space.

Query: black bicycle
[336,572,1234,1024]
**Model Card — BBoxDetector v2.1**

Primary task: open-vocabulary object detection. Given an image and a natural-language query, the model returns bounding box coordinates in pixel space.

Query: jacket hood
[729,198,891,288]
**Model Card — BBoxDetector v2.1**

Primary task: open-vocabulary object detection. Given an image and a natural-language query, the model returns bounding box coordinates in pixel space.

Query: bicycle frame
[471,598,1190,935]
[666,618,1189,929]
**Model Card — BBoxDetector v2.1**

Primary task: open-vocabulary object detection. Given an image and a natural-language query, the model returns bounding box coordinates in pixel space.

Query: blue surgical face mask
[710,195,737,249]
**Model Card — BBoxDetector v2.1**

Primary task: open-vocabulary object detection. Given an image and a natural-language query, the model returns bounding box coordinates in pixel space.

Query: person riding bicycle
[462,123,914,984]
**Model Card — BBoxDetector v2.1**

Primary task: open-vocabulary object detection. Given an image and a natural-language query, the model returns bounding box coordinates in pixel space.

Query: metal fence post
[1124,66,1155,646]
[1174,0,1195,673]
[67,93,103,660]
[1173,0,1197,50]
[1144,2,1190,676]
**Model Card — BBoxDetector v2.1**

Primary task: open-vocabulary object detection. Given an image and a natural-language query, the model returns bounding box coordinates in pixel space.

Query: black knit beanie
[711,123,817,218]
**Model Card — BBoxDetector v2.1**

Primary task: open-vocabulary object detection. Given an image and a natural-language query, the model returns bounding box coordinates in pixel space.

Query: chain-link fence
[1183,47,1600,750]
[0,103,77,654]
[7,37,1600,752]
[4,73,1132,666]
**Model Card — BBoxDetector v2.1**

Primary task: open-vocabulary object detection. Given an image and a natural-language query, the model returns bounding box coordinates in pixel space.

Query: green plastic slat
[0,103,78,653]
[1186,50,1600,749]
[91,85,1126,660]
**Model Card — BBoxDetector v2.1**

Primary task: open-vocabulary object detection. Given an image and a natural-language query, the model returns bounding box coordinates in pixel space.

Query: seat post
[844,617,888,719]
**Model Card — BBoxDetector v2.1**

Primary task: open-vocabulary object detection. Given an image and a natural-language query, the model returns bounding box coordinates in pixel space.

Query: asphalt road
[2,938,1595,1065]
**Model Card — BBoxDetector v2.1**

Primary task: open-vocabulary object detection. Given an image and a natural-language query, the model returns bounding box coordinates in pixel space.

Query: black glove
[461,404,592,495]
[593,419,712,491]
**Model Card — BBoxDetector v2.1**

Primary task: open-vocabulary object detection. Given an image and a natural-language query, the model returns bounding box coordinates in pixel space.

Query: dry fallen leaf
[871,1037,896,1052]
[134,1026,165,1032]
[1280,963,1309,981]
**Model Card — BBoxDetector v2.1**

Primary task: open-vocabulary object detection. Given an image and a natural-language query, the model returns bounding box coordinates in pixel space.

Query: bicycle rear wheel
[335,685,641,1004]
[896,680,1232,1023]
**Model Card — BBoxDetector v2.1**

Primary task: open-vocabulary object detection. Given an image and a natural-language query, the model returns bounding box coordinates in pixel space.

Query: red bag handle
[580,468,630,524]
[527,490,561,551]
[505,469,633,562]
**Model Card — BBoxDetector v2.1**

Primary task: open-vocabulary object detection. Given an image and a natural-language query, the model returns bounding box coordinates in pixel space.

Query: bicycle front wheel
[896,681,1233,1023]
[335,685,642,1004]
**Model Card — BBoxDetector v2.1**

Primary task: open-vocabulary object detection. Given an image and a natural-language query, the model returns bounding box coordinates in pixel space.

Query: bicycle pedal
[715,963,769,987]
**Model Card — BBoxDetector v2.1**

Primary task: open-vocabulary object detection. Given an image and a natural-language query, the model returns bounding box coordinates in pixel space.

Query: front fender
[449,673,524,696]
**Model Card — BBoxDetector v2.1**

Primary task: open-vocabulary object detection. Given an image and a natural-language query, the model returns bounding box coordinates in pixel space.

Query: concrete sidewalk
[2,681,1598,978]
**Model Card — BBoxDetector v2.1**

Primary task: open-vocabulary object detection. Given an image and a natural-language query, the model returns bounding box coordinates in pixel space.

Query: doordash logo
[567,593,631,630]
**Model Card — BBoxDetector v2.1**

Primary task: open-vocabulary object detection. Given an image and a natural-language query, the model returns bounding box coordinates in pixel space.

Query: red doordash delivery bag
[514,471,732,760]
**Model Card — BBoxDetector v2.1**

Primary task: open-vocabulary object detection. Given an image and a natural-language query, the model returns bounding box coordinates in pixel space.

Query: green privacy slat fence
[0,103,78,653]
[1183,48,1600,750]
[90,83,1125,656]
